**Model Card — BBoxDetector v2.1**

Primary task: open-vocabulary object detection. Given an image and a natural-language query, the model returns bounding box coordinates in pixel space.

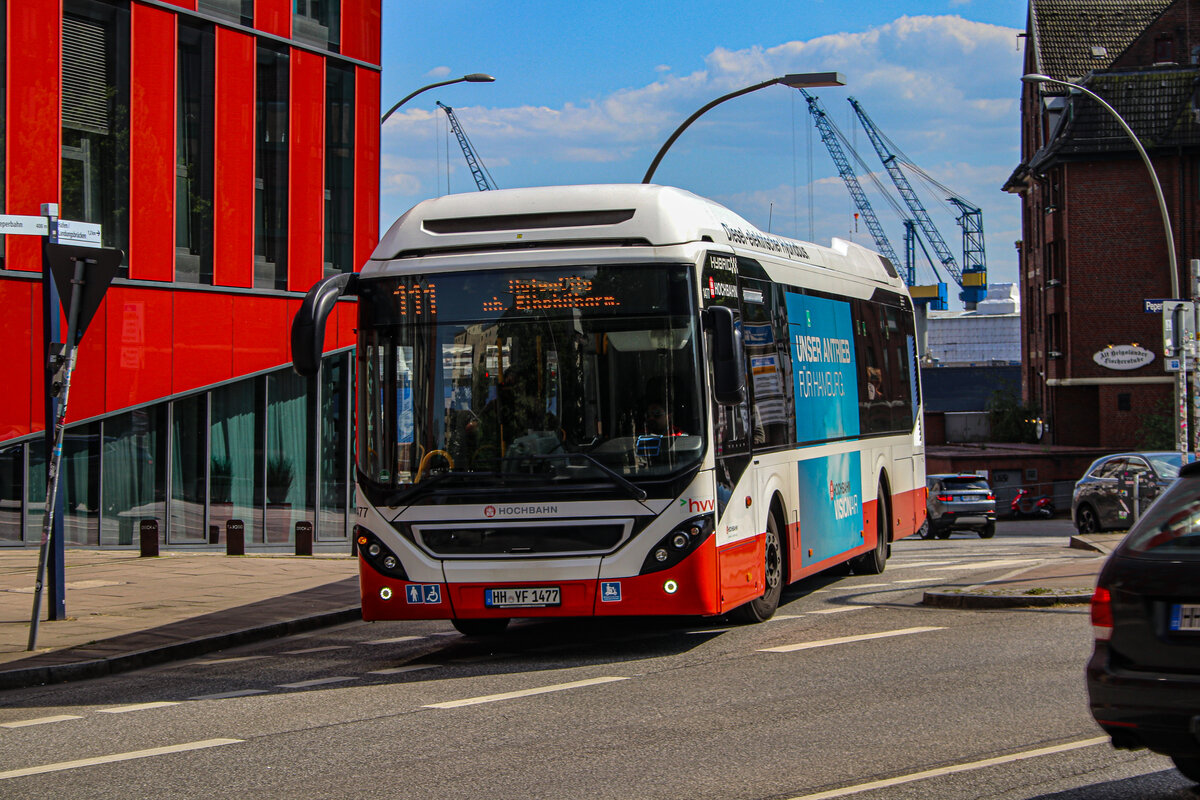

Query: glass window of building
[294,0,340,51]
[198,0,253,26]
[176,21,215,284]
[325,61,355,276]
[0,443,22,544]
[62,422,100,545]
[210,379,263,544]
[61,0,129,269]
[265,368,310,543]
[254,43,289,291]
[170,394,208,543]
[101,408,167,547]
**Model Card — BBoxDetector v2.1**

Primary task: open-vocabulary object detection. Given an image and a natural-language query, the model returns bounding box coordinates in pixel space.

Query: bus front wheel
[730,513,784,624]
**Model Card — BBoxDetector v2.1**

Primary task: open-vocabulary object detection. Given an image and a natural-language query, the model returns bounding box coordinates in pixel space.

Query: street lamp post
[381,73,495,125]
[641,72,846,184]
[1022,73,1186,454]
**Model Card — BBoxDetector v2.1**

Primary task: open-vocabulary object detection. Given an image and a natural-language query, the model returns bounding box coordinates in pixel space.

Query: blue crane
[800,90,899,269]
[848,97,987,306]
[437,101,497,191]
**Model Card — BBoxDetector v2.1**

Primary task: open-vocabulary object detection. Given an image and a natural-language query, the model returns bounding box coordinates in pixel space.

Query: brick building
[1005,0,1200,448]
[0,1,380,550]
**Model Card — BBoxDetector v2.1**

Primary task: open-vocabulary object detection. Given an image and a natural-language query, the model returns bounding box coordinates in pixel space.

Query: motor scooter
[1010,488,1055,519]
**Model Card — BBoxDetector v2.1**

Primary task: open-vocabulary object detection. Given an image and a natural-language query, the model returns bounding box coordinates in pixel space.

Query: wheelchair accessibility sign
[600,581,622,602]
[406,584,442,604]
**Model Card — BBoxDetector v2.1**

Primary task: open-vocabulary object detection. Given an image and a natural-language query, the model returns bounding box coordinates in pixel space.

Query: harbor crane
[437,101,497,191]
[848,97,987,307]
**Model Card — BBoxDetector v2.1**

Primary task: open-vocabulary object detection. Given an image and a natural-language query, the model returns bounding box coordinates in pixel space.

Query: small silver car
[923,473,997,539]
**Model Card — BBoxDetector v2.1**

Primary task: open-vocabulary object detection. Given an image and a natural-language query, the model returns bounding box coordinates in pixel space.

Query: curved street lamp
[1021,73,1177,296]
[381,73,495,125]
[641,71,845,184]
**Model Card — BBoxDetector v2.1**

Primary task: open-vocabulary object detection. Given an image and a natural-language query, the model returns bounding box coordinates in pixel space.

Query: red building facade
[1007,0,1200,448]
[0,0,380,549]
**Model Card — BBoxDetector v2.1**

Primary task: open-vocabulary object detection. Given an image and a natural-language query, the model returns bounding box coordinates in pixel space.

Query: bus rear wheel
[852,483,890,575]
[730,513,784,623]
[452,618,510,636]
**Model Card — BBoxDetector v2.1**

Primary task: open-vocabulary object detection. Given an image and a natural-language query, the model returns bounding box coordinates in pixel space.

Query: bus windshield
[356,263,704,501]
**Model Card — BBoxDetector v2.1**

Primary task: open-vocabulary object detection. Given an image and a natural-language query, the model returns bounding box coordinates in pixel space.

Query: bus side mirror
[707,305,746,406]
[292,272,359,377]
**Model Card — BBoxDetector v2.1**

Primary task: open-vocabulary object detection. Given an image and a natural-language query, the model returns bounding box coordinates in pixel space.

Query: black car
[923,473,996,539]
[1087,459,1200,784]
[1072,451,1183,534]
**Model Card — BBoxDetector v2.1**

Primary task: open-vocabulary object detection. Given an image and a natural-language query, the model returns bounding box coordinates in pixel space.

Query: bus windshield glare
[356,263,704,501]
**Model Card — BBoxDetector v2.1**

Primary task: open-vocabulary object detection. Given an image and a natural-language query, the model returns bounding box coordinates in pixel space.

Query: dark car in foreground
[1072,451,1183,534]
[923,473,996,539]
[1087,459,1200,785]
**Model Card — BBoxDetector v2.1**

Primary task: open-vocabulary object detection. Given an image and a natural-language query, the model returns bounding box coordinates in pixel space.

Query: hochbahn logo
[482,504,559,518]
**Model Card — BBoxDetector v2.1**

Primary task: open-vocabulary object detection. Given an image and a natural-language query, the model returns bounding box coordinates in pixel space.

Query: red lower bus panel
[360,559,453,621]
[593,538,721,617]
[718,534,764,614]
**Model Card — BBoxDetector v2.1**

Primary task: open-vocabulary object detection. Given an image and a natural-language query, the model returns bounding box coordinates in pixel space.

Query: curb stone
[0,606,361,692]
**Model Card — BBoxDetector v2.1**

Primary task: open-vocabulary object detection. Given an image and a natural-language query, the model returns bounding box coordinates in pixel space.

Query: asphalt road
[0,520,1195,799]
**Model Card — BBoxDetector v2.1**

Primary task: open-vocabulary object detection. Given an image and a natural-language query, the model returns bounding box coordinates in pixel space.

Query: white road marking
[886,561,953,570]
[282,645,351,655]
[929,559,1039,572]
[97,702,179,714]
[808,606,872,615]
[894,578,937,584]
[277,676,358,689]
[368,665,439,676]
[363,636,424,645]
[769,615,805,621]
[782,736,1109,799]
[197,656,272,665]
[0,738,243,781]
[759,627,944,653]
[424,676,628,709]
[686,627,736,634]
[0,715,82,729]
[846,583,891,589]
[189,689,269,700]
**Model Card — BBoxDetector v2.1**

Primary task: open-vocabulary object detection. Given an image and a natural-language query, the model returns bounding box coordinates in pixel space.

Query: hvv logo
[680,497,715,513]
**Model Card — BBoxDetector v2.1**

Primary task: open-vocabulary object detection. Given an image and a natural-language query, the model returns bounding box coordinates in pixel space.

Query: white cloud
[426,66,452,78]
[380,14,1024,295]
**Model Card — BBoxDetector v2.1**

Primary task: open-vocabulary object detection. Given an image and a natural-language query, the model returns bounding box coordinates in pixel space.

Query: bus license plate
[1169,604,1200,632]
[485,587,561,608]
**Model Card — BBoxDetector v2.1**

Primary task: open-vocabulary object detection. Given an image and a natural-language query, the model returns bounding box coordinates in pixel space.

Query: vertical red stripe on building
[339,0,381,65]
[354,67,381,273]
[128,4,176,282]
[212,27,256,288]
[5,3,60,272]
[254,0,291,39]
[157,0,197,9]
[0,280,34,440]
[288,48,325,293]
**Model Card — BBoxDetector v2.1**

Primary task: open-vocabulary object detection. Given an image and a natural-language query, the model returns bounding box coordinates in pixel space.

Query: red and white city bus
[293,184,927,634]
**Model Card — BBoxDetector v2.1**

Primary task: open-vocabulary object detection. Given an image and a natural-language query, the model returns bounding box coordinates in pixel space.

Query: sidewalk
[921,532,1120,609]
[0,534,1120,692]
[0,548,359,690]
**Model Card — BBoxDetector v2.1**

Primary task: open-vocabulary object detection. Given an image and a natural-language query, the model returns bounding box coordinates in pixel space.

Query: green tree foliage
[987,389,1041,443]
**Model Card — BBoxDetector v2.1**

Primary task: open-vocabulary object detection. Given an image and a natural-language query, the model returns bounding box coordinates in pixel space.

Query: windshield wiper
[383,471,499,507]
[508,453,647,502]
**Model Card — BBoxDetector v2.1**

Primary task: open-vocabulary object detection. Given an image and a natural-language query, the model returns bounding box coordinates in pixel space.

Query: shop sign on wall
[1093,344,1156,371]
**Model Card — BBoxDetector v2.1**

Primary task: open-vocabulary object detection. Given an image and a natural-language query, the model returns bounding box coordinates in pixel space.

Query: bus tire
[452,618,510,636]
[852,483,889,575]
[730,513,784,623]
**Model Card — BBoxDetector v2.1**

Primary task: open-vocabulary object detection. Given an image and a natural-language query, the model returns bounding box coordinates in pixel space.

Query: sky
[379,1,1028,310]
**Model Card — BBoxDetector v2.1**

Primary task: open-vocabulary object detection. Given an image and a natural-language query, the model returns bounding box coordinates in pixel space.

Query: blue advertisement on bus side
[784,293,860,442]
[797,451,864,568]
